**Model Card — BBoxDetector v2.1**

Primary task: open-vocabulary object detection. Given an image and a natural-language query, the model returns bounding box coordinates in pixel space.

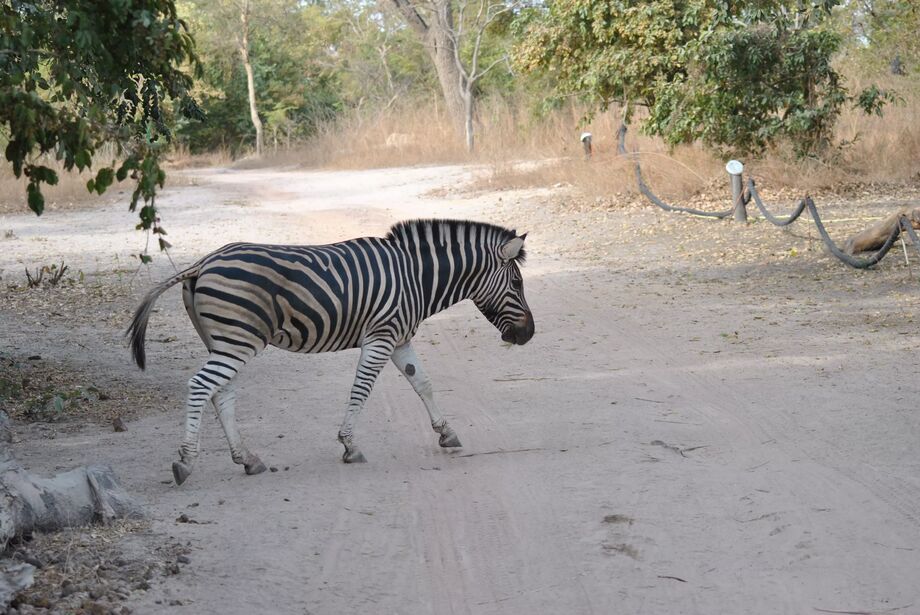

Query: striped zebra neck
[386,219,524,318]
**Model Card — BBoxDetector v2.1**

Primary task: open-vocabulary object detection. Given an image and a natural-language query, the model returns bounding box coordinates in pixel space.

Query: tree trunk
[239,0,263,157]
[845,208,920,254]
[463,90,474,152]
[386,0,468,141]
[427,5,468,140]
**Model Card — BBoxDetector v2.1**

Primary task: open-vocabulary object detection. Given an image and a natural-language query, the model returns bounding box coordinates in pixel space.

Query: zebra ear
[499,235,525,261]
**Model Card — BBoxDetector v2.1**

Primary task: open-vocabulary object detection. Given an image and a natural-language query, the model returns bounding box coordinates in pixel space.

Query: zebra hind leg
[174,355,252,485]
[213,385,266,476]
[174,369,214,485]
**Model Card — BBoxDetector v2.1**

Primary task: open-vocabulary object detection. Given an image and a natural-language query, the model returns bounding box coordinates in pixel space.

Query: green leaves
[515,0,877,157]
[855,85,897,117]
[26,183,44,216]
[1,0,202,236]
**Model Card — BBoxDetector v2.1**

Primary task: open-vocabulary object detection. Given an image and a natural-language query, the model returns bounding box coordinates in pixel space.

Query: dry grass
[0,145,196,216]
[21,72,909,210]
[163,142,234,169]
[284,73,920,203]
[0,162,116,216]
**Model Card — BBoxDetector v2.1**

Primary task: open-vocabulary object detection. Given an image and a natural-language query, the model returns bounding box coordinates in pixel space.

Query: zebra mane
[385,219,526,263]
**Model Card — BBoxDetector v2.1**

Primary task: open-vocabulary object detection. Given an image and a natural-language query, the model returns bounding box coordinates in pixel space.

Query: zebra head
[474,233,535,345]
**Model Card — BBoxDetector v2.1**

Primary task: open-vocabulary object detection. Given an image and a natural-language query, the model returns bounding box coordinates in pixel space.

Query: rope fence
[614,125,920,270]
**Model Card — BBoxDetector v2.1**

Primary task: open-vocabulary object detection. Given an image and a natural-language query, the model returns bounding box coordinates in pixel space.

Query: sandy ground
[2,163,919,614]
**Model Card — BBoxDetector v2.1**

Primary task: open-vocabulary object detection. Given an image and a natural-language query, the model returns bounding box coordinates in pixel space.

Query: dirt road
[2,164,919,614]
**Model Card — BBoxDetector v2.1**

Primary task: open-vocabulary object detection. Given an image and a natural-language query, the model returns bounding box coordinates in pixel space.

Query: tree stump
[844,208,920,254]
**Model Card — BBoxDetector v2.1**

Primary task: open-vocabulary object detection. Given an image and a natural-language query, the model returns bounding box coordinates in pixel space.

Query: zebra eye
[510,278,522,290]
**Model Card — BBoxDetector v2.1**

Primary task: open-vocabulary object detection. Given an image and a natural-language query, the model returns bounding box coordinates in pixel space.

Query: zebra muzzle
[501,312,535,345]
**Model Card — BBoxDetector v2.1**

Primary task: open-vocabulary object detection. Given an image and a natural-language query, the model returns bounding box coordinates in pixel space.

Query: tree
[238,0,264,156]
[387,0,517,151]
[1,0,201,238]
[178,0,342,154]
[331,0,435,109]
[844,0,920,72]
[514,0,891,157]
[181,0,269,156]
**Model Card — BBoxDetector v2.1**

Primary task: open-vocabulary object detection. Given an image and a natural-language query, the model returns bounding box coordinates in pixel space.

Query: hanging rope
[803,197,901,269]
[898,216,920,260]
[747,179,807,227]
[633,162,734,219]
[616,123,917,270]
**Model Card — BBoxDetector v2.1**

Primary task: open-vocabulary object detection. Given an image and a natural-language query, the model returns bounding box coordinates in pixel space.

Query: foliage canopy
[1,0,201,246]
[514,0,892,156]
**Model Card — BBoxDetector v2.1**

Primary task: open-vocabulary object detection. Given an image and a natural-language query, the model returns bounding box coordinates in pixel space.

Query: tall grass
[0,157,113,215]
[287,72,920,201]
[0,144,200,216]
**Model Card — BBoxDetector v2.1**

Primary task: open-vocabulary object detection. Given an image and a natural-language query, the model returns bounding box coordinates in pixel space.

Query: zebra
[127,219,534,485]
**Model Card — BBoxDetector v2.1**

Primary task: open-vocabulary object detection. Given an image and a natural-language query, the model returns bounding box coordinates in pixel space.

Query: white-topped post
[726,160,746,222]
[580,132,592,159]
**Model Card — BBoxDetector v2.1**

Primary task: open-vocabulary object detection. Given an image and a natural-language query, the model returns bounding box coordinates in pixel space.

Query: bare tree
[185,0,269,157]
[238,0,264,157]
[387,0,515,151]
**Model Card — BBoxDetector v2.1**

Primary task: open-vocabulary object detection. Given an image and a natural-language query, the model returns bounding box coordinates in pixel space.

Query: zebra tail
[127,266,199,370]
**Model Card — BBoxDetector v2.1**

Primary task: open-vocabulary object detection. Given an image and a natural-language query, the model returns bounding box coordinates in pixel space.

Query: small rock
[18,553,42,569]
[113,417,127,432]
[27,355,41,361]
[269,466,278,472]
[177,555,190,564]
[166,563,180,575]
[135,581,150,591]
[119,607,133,615]
[169,599,184,606]
[89,586,105,599]
[61,583,78,597]
[283,466,289,471]
[80,600,109,615]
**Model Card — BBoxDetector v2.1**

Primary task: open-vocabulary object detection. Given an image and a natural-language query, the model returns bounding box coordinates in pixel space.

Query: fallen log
[1,447,143,607]
[1,448,143,552]
[844,207,920,254]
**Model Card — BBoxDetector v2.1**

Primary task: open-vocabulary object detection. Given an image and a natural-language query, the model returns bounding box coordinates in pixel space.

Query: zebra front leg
[338,337,395,463]
[213,386,266,476]
[391,343,461,448]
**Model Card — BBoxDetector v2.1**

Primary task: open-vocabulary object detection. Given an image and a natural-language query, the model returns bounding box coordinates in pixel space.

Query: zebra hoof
[439,432,462,448]
[244,460,267,475]
[172,461,192,486]
[342,449,367,464]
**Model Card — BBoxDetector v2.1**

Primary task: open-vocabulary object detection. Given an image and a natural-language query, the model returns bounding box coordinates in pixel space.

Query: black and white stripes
[128,219,534,484]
